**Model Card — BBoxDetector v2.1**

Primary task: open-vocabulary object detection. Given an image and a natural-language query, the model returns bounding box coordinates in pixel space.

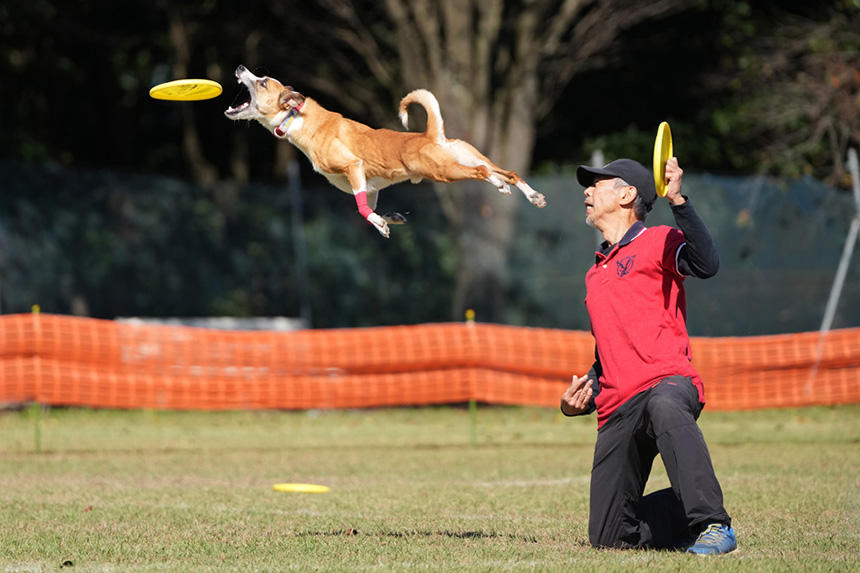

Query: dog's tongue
[225,101,250,116]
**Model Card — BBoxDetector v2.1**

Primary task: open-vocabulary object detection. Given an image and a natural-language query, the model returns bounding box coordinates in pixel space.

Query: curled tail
[398,89,446,144]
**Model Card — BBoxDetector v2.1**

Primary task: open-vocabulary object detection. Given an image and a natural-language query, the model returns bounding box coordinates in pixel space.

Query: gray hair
[614,177,649,221]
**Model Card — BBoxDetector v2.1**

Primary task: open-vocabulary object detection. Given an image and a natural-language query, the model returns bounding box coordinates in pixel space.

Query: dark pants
[588,376,731,549]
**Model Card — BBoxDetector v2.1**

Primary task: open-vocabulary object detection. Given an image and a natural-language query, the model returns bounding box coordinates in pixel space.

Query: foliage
[1,1,857,327]
[1,1,855,183]
[709,0,860,186]
[534,1,859,189]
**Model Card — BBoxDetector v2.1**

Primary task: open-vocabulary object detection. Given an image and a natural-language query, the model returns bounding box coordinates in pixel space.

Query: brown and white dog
[225,65,546,237]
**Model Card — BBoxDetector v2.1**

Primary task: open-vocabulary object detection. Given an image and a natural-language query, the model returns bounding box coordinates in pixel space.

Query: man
[561,156,736,555]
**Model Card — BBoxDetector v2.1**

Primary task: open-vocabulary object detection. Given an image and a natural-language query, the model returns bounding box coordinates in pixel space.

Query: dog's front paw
[367,213,391,238]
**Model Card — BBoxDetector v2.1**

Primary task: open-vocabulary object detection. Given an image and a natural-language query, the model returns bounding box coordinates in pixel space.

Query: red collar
[274,102,304,138]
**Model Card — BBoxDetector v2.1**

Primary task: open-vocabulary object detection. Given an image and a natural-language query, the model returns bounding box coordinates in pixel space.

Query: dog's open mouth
[225,69,254,118]
[225,81,252,117]
[225,100,250,116]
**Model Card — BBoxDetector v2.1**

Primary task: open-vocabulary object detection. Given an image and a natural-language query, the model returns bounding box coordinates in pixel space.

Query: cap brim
[576,165,617,188]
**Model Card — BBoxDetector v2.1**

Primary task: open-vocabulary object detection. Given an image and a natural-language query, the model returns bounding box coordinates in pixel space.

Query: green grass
[1,405,858,571]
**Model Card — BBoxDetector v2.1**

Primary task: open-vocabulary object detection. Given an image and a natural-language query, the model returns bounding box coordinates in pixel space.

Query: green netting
[1,161,856,335]
[512,173,860,335]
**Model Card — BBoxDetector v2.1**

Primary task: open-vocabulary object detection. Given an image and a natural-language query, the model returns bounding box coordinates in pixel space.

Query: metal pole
[808,148,860,391]
[851,148,860,213]
[818,148,860,333]
[819,218,859,333]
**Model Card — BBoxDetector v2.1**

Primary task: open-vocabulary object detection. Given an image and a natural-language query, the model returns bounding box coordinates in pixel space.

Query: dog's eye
[260,78,268,88]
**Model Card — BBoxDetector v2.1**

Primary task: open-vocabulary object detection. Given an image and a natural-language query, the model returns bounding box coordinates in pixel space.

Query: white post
[819,148,860,333]
[807,148,860,391]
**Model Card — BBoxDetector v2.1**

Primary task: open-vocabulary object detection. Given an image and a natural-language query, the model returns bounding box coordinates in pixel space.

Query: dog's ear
[279,88,305,111]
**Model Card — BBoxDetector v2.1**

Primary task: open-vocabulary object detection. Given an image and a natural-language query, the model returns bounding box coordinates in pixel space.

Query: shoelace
[697,524,729,545]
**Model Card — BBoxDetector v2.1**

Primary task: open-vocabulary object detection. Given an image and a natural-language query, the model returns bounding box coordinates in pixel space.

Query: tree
[294,0,690,321]
[709,1,860,186]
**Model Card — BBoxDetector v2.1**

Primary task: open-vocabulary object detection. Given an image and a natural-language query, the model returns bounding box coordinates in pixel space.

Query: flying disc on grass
[272,483,330,494]
[149,79,223,101]
[652,121,674,197]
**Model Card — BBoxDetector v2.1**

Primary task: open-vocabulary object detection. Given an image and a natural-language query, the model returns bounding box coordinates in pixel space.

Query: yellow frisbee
[272,483,330,494]
[149,79,223,101]
[652,121,674,197]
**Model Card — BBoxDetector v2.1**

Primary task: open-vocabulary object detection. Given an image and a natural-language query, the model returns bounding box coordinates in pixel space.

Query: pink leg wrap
[354,190,374,219]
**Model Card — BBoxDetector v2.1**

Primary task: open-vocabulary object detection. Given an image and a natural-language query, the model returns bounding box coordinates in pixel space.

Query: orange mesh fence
[1,314,858,411]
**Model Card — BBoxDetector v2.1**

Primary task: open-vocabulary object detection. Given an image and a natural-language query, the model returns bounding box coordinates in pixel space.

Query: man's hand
[664,157,685,206]
[561,374,594,416]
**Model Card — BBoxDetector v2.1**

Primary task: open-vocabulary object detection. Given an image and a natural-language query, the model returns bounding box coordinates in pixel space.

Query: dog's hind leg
[445,140,546,207]
[510,177,547,208]
[485,166,546,208]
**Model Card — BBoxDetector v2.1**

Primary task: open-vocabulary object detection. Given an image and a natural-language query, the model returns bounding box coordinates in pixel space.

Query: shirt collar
[596,221,646,259]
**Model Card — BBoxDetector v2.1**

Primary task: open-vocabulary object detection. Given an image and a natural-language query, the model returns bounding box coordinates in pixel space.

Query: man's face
[583,177,624,227]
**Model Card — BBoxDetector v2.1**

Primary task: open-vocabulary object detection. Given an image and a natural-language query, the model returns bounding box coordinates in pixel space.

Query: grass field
[1,404,857,572]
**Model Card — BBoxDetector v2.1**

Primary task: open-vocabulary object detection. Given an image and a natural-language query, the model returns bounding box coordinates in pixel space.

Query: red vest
[585,225,705,428]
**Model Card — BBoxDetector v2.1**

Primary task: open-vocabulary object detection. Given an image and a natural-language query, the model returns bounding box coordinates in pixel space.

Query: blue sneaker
[686,523,737,555]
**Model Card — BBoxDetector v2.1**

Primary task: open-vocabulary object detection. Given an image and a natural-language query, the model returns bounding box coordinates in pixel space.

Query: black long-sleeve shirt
[671,198,719,278]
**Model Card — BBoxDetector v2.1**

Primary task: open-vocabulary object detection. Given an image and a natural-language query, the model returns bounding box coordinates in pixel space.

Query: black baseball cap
[576,159,657,211]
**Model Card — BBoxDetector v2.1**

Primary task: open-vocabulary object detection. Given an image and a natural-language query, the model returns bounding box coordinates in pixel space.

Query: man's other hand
[561,374,594,416]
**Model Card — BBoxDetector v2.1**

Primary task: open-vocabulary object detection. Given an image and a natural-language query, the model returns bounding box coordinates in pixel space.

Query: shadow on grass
[6,440,595,457]
[294,529,540,543]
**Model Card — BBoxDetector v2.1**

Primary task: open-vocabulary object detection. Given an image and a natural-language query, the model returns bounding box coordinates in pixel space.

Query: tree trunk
[308,0,689,322]
[437,93,537,323]
[382,0,538,323]
[168,8,217,186]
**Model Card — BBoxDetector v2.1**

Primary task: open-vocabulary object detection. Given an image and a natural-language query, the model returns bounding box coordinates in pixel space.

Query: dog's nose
[235,65,246,77]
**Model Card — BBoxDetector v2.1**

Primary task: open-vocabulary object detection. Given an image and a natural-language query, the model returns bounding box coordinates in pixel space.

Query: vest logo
[616,255,636,277]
